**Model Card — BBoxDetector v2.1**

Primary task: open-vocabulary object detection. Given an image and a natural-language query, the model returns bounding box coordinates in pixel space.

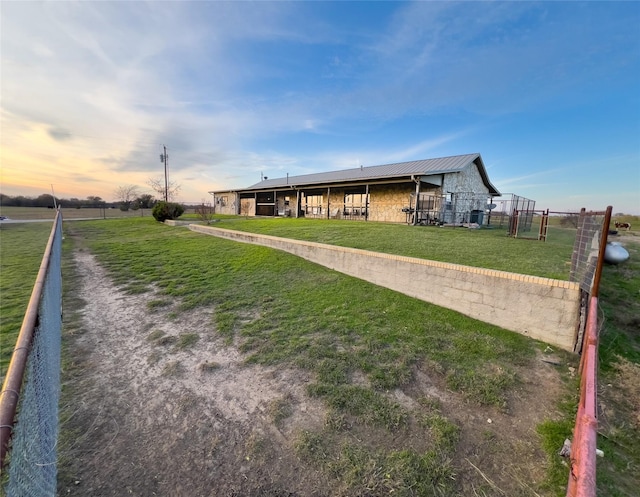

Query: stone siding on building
[442,164,491,224]
[212,191,238,215]
[368,184,414,223]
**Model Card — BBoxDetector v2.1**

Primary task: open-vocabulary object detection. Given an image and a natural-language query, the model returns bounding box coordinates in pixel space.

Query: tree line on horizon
[1,177,185,212]
[0,192,156,211]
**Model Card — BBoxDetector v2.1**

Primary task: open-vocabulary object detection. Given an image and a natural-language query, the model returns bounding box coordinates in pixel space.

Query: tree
[86,196,104,207]
[147,178,181,202]
[114,185,140,211]
[195,200,215,225]
[35,194,56,208]
[135,194,156,209]
[152,201,184,222]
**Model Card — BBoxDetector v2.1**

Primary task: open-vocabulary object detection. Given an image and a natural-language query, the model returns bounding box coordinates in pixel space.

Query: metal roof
[215,153,500,195]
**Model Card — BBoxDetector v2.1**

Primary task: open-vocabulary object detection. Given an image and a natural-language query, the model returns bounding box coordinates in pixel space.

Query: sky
[1,1,639,213]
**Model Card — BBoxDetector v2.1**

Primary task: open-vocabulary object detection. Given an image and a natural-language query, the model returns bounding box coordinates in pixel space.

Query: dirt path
[58,249,329,496]
[58,244,570,496]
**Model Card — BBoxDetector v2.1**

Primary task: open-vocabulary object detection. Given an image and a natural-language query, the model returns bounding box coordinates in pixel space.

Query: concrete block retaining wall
[189,225,581,351]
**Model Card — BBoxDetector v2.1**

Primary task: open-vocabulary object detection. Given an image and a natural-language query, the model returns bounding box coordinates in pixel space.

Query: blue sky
[1,1,639,213]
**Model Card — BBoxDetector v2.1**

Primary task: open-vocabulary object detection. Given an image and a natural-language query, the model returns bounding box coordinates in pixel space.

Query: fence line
[566,206,611,497]
[570,208,609,294]
[0,211,63,496]
[566,296,599,497]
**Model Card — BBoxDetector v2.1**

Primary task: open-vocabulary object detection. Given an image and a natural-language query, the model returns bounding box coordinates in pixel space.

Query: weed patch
[161,360,183,377]
[146,329,165,342]
[267,394,294,427]
[175,332,200,350]
[307,383,407,431]
[445,365,517,408]
[155,335,178,346]
[294,430,456,496]
[198,361,221,373]
[147,299,171,311]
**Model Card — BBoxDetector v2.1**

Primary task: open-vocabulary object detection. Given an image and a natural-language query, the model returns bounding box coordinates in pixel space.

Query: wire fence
[0,211,63,496]
[565,206,612,497]
[569,208,610,293]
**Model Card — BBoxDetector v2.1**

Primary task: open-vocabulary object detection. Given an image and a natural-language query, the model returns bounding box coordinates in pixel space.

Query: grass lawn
[198,216,576,279]
[60,217,574,495]
[4,214,636,494]
[0,222,53,379]
[594,239,640,496]
[69,217,539,405]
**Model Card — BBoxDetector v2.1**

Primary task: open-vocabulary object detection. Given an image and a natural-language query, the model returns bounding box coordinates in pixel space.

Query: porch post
[413,178,421,225]
[365,184,369,221]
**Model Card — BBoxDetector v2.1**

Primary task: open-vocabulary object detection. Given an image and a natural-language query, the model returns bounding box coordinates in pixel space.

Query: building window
[344,192,369,216]
[305,194,323,215]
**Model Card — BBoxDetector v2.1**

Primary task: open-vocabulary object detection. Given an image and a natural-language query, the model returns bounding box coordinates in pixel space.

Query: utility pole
[160,145,169,202]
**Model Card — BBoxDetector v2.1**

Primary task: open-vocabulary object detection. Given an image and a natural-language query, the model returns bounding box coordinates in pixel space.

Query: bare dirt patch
[58,247,570,496]
[59,250,328,496]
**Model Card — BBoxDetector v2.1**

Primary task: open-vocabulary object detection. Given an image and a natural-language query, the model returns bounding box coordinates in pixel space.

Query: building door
[240,198,255,216]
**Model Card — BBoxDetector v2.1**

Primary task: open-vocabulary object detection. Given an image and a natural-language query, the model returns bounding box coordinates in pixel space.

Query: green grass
[294,429,456,496]
[537,237,640,496]
[55,216,594,494]
[0,210,624,494]
[205,216,576,279]
[536,390,580,494]
[61,217,538,401]
[175,332,200,349]
[0,213,608,495]
[594,240,640,496]
[0,222,53,380]
[307,383,409,430]
[58,219,543,485]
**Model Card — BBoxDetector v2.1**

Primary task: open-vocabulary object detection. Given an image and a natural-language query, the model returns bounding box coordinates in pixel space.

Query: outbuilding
[210,153,501,225]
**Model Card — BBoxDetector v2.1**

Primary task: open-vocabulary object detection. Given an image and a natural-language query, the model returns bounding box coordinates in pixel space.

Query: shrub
[560,213,580,228]
[152,201,185,222]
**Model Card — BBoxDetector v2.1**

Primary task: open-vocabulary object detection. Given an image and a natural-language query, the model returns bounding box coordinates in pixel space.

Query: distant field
[0,206,151,220]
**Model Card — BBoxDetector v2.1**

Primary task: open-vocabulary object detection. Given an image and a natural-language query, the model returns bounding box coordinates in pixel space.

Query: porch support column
[327,187,331,219]
[365,184,370,221]
[413,178,421,225]
[295,190,300,218]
